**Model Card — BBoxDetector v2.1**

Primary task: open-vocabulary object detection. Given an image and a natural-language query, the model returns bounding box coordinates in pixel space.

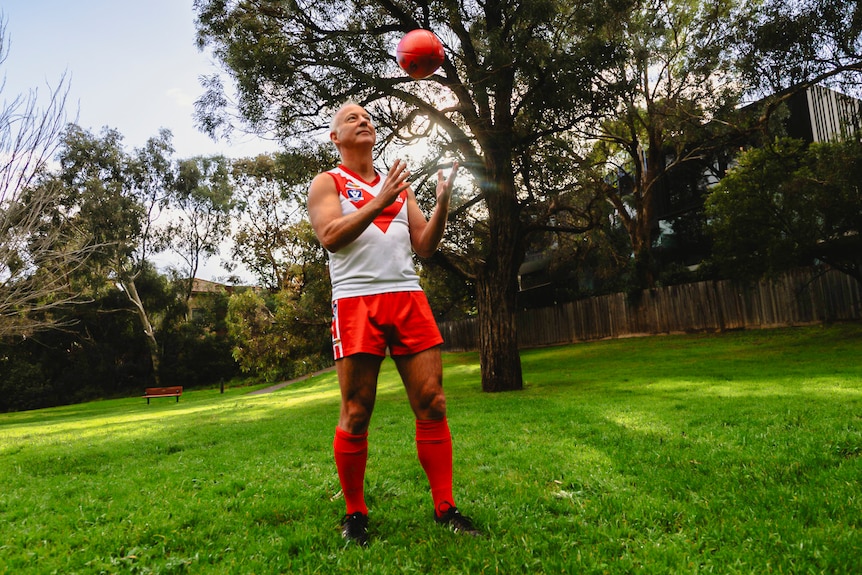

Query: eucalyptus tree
[230,146,336,292]
[158,155,235,302]
[193,0,630,392]
[737,0,862,100]
[225,221,333,382]
[230,155,297,292]
[52,125,175,384]
[582,0,748,288]
[228,149,335,379]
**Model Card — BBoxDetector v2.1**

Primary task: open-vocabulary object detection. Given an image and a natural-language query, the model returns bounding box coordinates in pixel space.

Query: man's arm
[308,161,412,253]
[409,161,459,259]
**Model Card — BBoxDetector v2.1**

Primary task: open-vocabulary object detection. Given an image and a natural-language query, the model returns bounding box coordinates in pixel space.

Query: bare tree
[0,15,95,338]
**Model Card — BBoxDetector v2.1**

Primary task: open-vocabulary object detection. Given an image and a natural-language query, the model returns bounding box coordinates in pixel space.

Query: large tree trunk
[123,278,161,386]
[475,167,523,393]
[626,136,661,289]
[476,272,523,392]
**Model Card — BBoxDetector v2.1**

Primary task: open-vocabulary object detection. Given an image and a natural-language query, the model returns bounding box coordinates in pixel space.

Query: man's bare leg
[334,353,383,546]
[394,346,446,420]
[337,353,383,433]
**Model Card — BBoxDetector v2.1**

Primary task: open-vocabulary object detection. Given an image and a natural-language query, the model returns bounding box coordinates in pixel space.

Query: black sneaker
[341,511,369,547]
[434,506,481,536]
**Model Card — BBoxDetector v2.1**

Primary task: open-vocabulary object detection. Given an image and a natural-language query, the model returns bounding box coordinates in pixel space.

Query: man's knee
[415,385,447,419]
[427,391,447,419]
[340,393,375,433]
[340,402,372,433]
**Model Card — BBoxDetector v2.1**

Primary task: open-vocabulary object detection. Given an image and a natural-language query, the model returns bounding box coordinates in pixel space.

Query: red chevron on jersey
[332,174,406,233]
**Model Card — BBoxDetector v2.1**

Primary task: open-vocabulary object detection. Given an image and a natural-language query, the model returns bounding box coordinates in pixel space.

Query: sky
[2,0,276,158]
[2,0,278,281]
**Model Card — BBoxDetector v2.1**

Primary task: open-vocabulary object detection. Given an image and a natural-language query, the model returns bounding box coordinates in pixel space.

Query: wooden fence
[437,267,862,352]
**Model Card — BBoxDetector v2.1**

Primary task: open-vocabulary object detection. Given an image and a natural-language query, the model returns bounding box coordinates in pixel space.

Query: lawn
[1,323,860,574]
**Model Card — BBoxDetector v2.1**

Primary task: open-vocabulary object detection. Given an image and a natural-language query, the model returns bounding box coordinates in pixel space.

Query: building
[785,84,862,143]
[517,84,862,298]
[652,84,862,269]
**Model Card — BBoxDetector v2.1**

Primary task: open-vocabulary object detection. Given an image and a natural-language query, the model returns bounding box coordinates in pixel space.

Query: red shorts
[330,291,443,360]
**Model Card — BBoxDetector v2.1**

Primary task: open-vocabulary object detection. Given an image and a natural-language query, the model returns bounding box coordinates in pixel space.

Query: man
[307,101,479,546]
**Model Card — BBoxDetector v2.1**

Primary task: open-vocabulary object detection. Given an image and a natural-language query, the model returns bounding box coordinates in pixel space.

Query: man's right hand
[308,161,414,254]
[377,159,411,206]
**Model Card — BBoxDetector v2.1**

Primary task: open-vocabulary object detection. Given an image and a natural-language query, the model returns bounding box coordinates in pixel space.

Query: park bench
[143,386,183,404]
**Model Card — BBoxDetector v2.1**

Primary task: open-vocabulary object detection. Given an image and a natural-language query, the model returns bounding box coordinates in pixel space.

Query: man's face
[331,104,376,149]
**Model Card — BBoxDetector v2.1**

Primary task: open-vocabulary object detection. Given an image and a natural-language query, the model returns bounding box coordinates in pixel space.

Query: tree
[194,0,632,392]
[705,137,862,284]
[230,146,337,291]
[278,218,332,363]
[582,0,747,288]
[51,125,175,384]
[228,149,336,379]
[228,151,334,378]
[226,289,279,380]
[230,155,297,291]
[733,0,862,141]
[225,281,330,382]
[159,155,235,303]
[0,16,98,338]
[736,0,862,97]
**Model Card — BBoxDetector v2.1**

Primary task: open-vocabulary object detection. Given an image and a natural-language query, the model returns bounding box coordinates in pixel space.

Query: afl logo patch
[346,183,363,202]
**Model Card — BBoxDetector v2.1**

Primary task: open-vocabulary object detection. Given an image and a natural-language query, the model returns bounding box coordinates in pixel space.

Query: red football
[396,29,445,79]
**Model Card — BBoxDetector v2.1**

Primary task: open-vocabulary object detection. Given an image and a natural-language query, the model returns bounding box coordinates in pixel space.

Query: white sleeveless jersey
[325,165,421,299]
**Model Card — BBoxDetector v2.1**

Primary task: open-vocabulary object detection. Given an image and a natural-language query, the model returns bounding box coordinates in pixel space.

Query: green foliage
[226,149,338,383]
[230,148,336,291]
[0,263,240,412]
[735,0,862,95]
[225,289,276,378]
[0,354,53,412]
[706,137,862,282]
[0,289,151,412]
[1,325,860,572]
[160,288,240,389]
[158,155,235,294]
[226,286,331,383]
[52,125,169,281]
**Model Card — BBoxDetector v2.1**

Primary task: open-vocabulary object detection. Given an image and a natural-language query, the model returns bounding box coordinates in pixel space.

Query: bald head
[329,102,376,152]
[330,100,358,132]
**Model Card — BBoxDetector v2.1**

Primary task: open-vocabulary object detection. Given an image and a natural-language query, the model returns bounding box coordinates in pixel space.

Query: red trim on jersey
[336,164,381,186]
[327,169,406,233]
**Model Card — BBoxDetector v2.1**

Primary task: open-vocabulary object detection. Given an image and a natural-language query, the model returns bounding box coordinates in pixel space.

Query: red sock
[333,427,368,515]
[416,417,455,518]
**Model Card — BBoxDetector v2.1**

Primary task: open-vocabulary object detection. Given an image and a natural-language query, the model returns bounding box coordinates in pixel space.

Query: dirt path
[245,366,336,395]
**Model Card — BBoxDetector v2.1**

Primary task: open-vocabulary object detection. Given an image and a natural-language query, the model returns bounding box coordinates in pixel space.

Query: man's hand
[435,161,459,205]
[408,160,459,258]
[380,159,412,206]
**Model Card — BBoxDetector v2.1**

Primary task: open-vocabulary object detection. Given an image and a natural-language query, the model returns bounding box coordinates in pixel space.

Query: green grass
[1,323,861,574]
